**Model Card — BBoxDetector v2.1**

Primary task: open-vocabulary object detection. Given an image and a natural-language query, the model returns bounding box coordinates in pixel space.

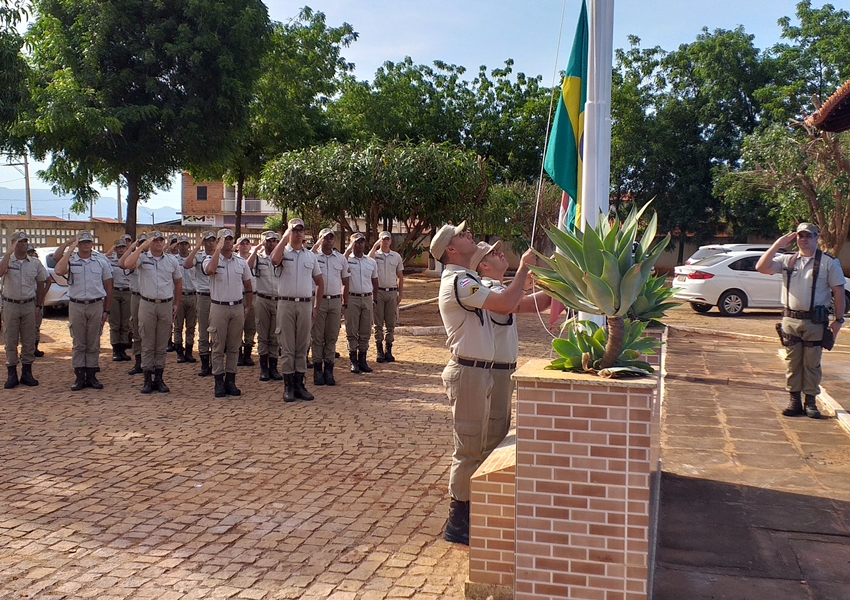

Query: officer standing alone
[369,231,404,363]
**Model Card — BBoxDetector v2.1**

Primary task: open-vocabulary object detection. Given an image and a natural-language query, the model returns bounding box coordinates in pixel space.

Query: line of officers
[1,219,404,401]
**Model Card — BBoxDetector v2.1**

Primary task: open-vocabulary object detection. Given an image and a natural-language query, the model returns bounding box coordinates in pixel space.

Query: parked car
[684,243,775,265]
[34,246,70,309]
[672,250,850,317]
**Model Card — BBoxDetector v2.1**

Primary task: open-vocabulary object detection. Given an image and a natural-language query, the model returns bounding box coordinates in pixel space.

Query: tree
[0,0,29,151]
[25,0,270,235]
[193,7,357,236]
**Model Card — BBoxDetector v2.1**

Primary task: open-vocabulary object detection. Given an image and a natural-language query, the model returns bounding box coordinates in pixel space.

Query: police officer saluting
[369,231,404,363]
[236,235,257,366]
[311,228,349,386]
[269,218,323,402]
[119,231,182,394]
[106,238,132,361]
[204,228,253,398]
[345,233,378,374]
[431,221,534,545]
[174,235,198,363]
[125,233,146,375]
[55,231,114,391]
[184,231,217,376]
[1,231,49,388]
[248,231,284,382]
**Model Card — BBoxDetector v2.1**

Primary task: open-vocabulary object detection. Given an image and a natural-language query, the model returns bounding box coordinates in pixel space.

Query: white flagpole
[578,0,615,324]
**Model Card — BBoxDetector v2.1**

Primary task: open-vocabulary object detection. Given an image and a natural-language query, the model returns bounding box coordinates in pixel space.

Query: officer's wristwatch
[837,317,845,324]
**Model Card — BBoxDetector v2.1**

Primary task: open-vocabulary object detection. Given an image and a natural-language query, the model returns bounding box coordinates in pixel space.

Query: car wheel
[690,302,712,313]
[718,290,746,316]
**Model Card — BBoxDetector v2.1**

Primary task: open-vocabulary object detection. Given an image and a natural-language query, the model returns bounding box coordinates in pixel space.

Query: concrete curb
[817,389,850,434]
[395,325,445,336]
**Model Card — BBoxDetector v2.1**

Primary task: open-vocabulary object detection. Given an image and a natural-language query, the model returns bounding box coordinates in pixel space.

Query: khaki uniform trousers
[175,293,198,346]
[254,295,279,357]
[70,300,103,369]
[373,289,398,344]
[442,360,494,502]
[278,299,312,374]
[312,296,342,363]
[782,317,825,396]
[485,368,515,454]
[209,303,244,375]
[4,300,36,366]
[108,289,132,346]
[138,298,173,370]
[243,302,256,346]
[130,293,142,356]
[346,295,373,353]
[35,305,43,344]
[197,293,212,355]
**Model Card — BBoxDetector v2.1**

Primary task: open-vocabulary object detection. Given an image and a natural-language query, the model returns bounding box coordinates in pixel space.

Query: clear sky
[6,0,811,213]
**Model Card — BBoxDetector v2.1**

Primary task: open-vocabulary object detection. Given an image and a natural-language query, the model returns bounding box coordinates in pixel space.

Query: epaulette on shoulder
[825,251,837,260]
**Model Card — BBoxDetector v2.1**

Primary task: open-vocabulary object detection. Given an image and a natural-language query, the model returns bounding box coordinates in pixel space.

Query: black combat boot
[224,372,241,396]
[376,341,386,363]
[268,357,283,380]
[33,343,44,358]
[237,346,245,366]
[323,361,336,386]
[385,342,395,362]
[444,499,470,545]
[20,364,38,386]
[358,350,373,373]
[242,344,254,366]
[175,343,187,363]
[127,354,143,375]
[112,344,124,362]
[349,351,360,374]
[214,374,226,398]
[782,391,804,416]
[259,355,270,381]
[117,343,131,361]
[184,343,197,363]
[85,368,103,390]
[804,394,821,419]
[153,368,169,393]
[70,367,87,391]
[166,339,175,353]
[294,372,314,401]
[313,362,325,386]
[140,371,154,394]
[4,365,19,389]
[198,354,211,377]
[283,374,296,402]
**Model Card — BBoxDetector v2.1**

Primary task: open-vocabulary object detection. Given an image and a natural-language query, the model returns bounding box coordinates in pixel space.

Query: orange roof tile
[805,78,850,133]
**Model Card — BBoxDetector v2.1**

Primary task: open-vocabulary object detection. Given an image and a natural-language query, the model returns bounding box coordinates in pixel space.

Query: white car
[684,243,774,265]
[672,250,850,316]
[34,246,70,309]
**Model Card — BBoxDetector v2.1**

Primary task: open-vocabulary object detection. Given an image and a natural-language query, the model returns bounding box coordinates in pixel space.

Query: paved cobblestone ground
[0,275,555,600]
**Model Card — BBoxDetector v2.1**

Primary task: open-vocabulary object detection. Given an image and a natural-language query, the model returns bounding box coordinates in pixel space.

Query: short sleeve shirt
[317,250,349,296]
[347,255,378,294]
[108,254,131,289]
[134,251,182,299]
[2,255,48,301]
[276,245,321,298]
[67,252,112,300]
[374,250,403,288]
[771,252,846,311]
[253,253,279,296]
[482,277,519,362]
[193,252,210,293]
[204,253,251,303]
[438,264,494,360]
[181,261,196,293]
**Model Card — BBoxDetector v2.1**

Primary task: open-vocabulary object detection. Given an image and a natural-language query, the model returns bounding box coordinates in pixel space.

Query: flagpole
[578,0,614,323]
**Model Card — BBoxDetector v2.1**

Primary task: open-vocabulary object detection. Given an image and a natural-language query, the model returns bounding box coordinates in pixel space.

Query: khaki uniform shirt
[438,265,494,361]
[193,252,211,293]
[770,252,846,311]
[181,262,196,293]
[276,245,321,298]
[108,255,131,289]
[253,253,279,296]
[347,255,378,294]
[68,253,113,300]
[134,252,182,299]
[1,255,48,301]
[482,277,518,362]
[205,253,251,303]
[317,250,349,296]
[374,250,403,288]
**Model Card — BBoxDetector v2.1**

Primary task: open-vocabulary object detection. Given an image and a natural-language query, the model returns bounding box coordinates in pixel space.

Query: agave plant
[529,203,671,373]
[628,273,680,324]
[549,319,662,376]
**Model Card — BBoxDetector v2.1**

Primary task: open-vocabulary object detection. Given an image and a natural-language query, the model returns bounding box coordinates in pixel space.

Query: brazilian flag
[544,0,588,232]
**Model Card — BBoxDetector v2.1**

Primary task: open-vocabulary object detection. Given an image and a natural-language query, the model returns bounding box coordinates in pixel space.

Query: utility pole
[6,153,33,220]
[117,180,122,223]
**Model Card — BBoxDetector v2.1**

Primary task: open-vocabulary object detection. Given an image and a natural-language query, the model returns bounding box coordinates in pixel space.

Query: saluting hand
[778,231,798,248]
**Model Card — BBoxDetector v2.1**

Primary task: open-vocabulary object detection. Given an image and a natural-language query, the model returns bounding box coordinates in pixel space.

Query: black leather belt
[281,296,312,302]
[196,291,210,296]
[257,293,281,301]
[141,296,173,304]
[350,292,372,297]
[452,356,517,370]
[70,297,104,305]
[132,292,140,296]
[378,287,398,292]
[182,291,195,296]
[2,296,35,305]
[784,309,813,319]
[113,287,130,292]
[323,294,342,299]
[212,299,242,306]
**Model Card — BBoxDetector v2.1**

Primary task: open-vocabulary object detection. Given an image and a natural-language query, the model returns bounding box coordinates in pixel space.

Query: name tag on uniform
[283,257,294,262]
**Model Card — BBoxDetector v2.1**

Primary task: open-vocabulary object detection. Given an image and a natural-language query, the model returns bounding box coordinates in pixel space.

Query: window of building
[197,186,207,201]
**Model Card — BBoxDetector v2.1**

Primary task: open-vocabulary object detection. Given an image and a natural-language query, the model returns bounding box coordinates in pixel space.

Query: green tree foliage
[0,0,29,151]
[24,0,270,234]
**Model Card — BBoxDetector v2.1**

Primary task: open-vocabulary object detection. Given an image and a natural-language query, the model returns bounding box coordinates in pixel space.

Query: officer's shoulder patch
[469,285,479,294]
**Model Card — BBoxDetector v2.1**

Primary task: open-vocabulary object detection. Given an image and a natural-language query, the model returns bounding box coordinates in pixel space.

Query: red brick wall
[181,172,223,216]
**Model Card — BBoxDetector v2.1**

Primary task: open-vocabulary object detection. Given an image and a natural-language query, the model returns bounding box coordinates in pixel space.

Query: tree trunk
[599,315,624,369]
[234,173,245,237]
[677,232,686,265]
[124,173,140,239]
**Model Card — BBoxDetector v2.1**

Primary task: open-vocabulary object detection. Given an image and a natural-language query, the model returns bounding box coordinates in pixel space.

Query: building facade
[181,173,278,230]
